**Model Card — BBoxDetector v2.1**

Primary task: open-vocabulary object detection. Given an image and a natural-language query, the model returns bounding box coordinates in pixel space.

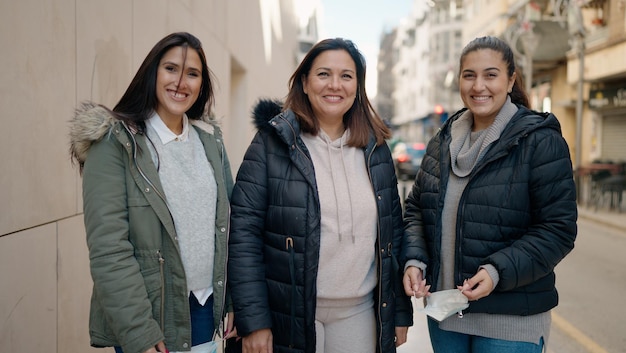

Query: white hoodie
[301,129,378,300]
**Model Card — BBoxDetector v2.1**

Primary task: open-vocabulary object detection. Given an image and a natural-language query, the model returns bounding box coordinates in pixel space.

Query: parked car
[392,142,426,181]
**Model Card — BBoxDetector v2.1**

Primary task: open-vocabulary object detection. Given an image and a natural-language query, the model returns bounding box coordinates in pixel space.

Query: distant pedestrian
[70,32,236,353]
[228,38,413,353]
[402,35,577,352]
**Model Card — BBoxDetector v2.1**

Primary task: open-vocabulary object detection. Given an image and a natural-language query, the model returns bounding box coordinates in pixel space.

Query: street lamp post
[572,32,584,170]
[568,3,585,170]
[504,17,538,103]
[520,30,539,96]
[563,0,586,198]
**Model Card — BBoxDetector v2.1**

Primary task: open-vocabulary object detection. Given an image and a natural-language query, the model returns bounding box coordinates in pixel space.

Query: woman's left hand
[225,311,238,339]
[457,268,494,301]
[395,326,408,347]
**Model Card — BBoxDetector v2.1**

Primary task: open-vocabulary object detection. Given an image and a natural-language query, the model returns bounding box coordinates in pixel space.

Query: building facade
[463,0,626,168]
[382,0,625,168]
[576,0,626,164]
[377,28,399,124]
[381,0,464,144]
[0,1,307,352]
[392,7,431,142]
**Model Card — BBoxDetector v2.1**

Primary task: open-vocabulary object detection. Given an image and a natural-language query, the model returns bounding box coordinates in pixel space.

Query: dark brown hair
[284,38,390,147]
[113,32,215,123]
[459,36,529,107]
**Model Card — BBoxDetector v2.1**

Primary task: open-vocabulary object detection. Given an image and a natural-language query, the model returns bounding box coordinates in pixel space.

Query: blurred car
[392,142,426,181]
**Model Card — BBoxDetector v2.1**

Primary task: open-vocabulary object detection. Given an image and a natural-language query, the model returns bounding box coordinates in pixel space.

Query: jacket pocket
[135,250,164,330]
[127,196,162,245]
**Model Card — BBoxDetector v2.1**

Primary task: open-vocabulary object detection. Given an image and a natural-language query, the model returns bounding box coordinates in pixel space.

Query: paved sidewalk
[577,205,626,233]
[398,299,433,353]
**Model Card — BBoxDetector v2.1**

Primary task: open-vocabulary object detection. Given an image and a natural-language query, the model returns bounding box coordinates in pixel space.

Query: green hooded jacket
[69,101,233,353]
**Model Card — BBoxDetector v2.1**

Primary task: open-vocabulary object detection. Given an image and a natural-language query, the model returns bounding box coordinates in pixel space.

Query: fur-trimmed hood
[252,98,283,131]
[69,101,119,169]
[69,100,220,170]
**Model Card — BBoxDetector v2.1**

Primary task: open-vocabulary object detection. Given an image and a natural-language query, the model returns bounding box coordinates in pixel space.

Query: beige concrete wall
[567,40,626,84]
[0,0,299,352]
[0,0,78,237]
[1,224,58,352]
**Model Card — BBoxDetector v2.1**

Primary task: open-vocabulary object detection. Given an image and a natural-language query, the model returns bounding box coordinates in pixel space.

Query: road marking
[552,311,609,353]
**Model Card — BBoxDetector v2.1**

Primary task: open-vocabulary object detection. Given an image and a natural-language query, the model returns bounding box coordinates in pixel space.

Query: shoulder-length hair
[459,36,529,107]
[284,38,390,147]
[113,32,215,123]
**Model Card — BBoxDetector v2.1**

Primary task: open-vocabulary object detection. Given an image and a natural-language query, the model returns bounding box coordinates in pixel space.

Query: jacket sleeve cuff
[480,264,500,290]
[404,259,426,274]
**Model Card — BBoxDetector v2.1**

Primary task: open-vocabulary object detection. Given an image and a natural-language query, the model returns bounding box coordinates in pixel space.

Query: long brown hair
[284,38,390,147]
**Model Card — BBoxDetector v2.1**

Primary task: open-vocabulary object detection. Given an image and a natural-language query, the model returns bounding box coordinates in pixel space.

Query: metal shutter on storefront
[601,112,626,162]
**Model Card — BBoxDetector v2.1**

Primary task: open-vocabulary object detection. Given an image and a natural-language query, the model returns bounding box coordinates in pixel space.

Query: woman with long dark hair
[228,38,413,353]
[70,32,235,353]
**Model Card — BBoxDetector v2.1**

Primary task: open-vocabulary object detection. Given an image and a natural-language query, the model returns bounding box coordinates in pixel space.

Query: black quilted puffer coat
[228,100,413,353]
[402,106,577,315]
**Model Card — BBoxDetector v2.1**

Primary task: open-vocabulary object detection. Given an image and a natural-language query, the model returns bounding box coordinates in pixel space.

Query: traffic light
[433,104,448,123]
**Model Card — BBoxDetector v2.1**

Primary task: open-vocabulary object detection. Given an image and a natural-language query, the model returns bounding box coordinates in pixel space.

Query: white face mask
[418,289,469,322]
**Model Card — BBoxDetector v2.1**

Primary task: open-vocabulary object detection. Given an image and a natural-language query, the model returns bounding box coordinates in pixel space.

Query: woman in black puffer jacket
[402,36,577,353]
[228,38,412,353]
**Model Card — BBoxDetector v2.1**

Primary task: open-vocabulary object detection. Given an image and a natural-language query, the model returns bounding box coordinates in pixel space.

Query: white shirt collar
[146,111,190,144]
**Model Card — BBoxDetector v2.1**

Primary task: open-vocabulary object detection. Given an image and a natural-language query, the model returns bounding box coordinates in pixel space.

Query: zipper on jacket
[366,145,384,353]
[157,250,166,333]
[122,122,170,206]
[120,123,171,334]
[286,237,296,348]
[454,200,468,318]
[276,115,312,163]
[212,134,230,341]
[217,207,231,341]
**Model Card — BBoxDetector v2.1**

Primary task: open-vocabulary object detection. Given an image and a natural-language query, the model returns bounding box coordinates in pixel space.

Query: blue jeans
[114,293,214,353]
[427,318,544,353]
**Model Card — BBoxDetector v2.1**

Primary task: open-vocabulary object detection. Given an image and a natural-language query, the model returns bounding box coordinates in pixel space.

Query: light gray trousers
[315,295,376,353]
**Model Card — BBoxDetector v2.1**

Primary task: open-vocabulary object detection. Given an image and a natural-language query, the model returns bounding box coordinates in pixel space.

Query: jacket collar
[70,100,219,168]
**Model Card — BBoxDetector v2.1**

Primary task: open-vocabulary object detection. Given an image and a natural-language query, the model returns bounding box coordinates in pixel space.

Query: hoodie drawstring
[322,132,355,243]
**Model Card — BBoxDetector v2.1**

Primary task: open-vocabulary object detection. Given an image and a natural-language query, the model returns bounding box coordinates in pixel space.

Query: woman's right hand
[403,266,430,298]
[242,328,273,353]
[143,340,167,353]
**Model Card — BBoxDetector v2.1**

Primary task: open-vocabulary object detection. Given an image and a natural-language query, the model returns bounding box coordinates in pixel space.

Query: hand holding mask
[418,289,469,322]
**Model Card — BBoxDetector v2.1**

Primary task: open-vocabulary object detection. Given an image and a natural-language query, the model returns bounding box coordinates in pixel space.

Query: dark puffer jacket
[402,106,577,315]
[228,100,413,353]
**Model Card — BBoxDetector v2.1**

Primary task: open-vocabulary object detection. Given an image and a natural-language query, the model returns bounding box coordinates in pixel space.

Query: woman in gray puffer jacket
[228,38,413,353]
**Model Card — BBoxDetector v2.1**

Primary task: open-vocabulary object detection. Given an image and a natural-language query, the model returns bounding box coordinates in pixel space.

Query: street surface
[550,218,626,353]
[398,299,433,353]
[397,181,626,353]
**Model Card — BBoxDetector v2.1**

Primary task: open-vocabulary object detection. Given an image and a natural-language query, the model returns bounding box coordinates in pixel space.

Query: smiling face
[302,49,357,124]
[459,49,516,126]
[155,46,202,124]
